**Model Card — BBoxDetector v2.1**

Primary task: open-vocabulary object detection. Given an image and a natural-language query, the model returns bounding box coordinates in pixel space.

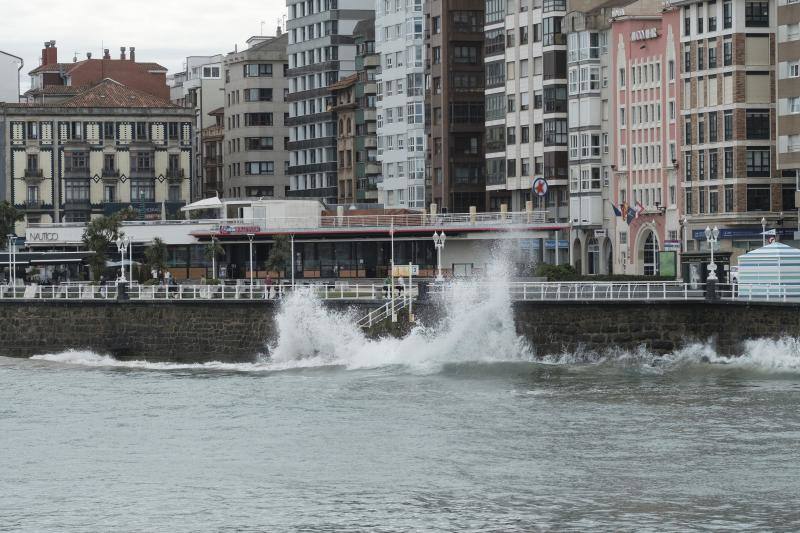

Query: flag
[626,206,637,225]
[612,203,622,217]
[635,201,645,217]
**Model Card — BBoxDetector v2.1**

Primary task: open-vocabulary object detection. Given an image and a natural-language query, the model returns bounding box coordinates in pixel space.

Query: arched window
[338,119,344,136]
[643,232,659,275]
[587,238,600,275]
[347,119,352,134]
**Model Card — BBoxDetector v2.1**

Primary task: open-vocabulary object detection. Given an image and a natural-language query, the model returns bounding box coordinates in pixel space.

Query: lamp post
[290,234,295,289]
[247,233,255,299]
[761,216,767,247]
[433,231,446,282]
[211,236,218,281]
[6,234,16,288]
[128,237,134,284]
[680,216,689,253]
[115,236,128,282]
[705,225,720,282]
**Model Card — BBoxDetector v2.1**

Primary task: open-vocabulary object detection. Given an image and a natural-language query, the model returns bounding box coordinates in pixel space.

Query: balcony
[25,199,44,210]
[23,168,44,181]
[63,166,90,178]
[64,198,91,210]
[167,168,185,181]
[102,168,120,179]
[130,167,155,179]
[204,155,223,166]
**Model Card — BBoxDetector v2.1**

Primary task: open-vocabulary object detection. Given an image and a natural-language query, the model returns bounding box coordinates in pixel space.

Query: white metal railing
[505,281,707,301]
[26,210,555,233]
[356,292,413,329]
[0,282,415,302]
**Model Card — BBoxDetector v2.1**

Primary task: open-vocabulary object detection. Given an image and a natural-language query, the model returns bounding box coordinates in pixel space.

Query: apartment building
[285,0,375,204]
[564,3,616,274]
[170,54,225,200]
[223,33,290,199]
[0,79,193,228]
[675,0,793,274]
[201,108,224,197]
[376,0,426,209]
[427,0,487,212]
[484,0,569,228]
[606,4,683,276]
[0,50,23,103]
[777,0,800,201]
[331,74,359,203]
[353,18,380,204]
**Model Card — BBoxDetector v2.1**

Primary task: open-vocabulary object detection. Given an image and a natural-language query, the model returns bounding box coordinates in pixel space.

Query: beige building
[777,0,800,184]
[223,33,290,199]
[0,79,193,229]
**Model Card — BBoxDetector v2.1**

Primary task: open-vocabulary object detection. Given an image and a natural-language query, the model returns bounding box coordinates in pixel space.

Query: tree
[204,238,225,279]
[144,238,168,280]
[0,202,23,249]
[82,214,123,282]
[265,235,292,277]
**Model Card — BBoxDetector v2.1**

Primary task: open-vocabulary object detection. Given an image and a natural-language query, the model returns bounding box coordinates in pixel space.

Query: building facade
[0,80,193,229]
[201,108,224,197]
[375,0,426,209]
[427,0,487,213]
[353,18,380,204]
[0,50,23,103]
[331,74,359,204]
[777,0,800,198]
[169,54,225,200]
[607,5,683,276]
[285,0,375,204]
[223,34,291,199]
[675,0,794,274]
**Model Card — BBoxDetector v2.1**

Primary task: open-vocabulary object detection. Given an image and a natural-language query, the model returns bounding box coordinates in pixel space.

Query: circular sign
[768,236,776,244]
[532,177,549,197]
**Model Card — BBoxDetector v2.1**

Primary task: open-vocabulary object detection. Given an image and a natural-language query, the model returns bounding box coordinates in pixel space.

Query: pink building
[610,8,683,276]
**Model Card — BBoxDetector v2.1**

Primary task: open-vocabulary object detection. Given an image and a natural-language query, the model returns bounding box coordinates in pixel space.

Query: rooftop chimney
[120,46,126,61]
[103,49,110,60]
[42,40,58,66]
[129,46,136,62]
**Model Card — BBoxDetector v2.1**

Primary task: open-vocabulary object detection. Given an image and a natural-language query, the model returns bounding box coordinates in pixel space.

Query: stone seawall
[0,299,797,362]
[514,301,800,356]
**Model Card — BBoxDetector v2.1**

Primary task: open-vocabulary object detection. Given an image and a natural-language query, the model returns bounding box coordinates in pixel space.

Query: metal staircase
[356,293,412,329]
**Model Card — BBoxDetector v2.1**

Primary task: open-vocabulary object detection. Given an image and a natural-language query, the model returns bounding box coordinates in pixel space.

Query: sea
[1,279,799,531]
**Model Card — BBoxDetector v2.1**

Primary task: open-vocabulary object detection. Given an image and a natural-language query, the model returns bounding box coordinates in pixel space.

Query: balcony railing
[102,168,120,178]
[167,168,185,179]
[24,168,43,179]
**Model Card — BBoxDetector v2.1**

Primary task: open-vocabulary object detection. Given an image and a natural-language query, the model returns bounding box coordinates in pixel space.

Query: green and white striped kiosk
[737,242,800,300]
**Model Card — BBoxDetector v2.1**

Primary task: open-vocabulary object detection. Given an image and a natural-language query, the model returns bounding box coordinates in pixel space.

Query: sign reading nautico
[631,28,658,41]
[27,232,61,242]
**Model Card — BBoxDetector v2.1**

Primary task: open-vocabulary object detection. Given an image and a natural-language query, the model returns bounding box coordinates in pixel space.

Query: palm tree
[82,214,123,282]
[144,237,168,280]
[204,237,225,279]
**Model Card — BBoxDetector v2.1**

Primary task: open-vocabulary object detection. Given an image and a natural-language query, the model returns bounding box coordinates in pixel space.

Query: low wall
[0,299,798,362]
[514,301,800,356]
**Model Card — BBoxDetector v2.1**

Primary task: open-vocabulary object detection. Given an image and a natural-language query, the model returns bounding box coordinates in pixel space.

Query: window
[745,1,769,27]
[747,185,770,211]
[746,148,770,177]
[790,62,800,78]
[246,137,274,150]
[453,45,479,65]
[698,151,705,180]
[520,26,529,45]
[244,64,273,77]
[668,59,675,81]
[685,153,693,181]
[543,16,563,47]
[131,179,155,202]
[708,2,717,31]
[244,88,273,102]
[746,110,770,140]
[724,184,734,212]
[724,110,733,140]
[507,126,516,145]
[723,39,732,66]
[245,161,275,175]
[684,117,692,144]
[789,97,800,114]
[709,149,718,179]
[723,1,732,29]
[708,46,716,69]
[543,119,567,145]
[244,113,273,126]
[686,189,694,213]
[202,66,220,78]
[684,6,691,36]
[724,147,733,178]
[708,111,717,142]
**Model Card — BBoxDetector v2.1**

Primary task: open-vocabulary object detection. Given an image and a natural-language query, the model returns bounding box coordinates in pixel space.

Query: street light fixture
[115,236,128,283]
[433,231,446,282]
[761,216,767,247]
[6,234,16,288]
[705,225,720,282]
[247,233,255,299]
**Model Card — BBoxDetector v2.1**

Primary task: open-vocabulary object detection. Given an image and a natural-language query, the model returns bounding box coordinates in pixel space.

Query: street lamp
[6,234,16,287]
[680,216,689,253]
[115,236,128,282]
[433,231,447,282]
[761,216,767,247]
[247,233,255,299]
[705,225,720,282]
[290,234,295,289]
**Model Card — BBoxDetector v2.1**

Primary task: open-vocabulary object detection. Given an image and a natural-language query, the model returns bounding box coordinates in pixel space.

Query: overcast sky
[1,0,288,90]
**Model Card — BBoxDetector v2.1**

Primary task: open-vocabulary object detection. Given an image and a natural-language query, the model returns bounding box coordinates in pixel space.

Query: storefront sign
[545,240,570,249]
[664,239,681,251]
[26,232,60,243]
[691,228,794,240]
[631,28,658,41]
[217,225,262,235]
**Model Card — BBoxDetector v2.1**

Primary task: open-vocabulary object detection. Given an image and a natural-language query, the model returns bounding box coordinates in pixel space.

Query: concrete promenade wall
[0,299,797,362]
[514,301,800,356]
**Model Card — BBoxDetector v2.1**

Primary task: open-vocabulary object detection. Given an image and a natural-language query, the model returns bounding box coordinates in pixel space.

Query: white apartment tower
[286,0,375,204]
[375,0,426,208]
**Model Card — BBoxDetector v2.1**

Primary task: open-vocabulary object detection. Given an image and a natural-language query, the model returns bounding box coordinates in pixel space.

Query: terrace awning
[180,196,223,212]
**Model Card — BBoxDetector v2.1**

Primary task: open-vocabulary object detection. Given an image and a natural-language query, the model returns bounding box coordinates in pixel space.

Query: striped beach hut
[737,242,800,300]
